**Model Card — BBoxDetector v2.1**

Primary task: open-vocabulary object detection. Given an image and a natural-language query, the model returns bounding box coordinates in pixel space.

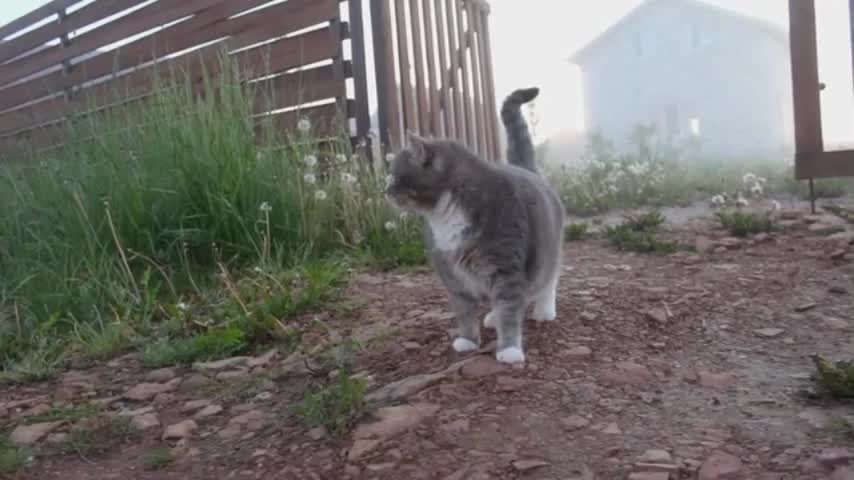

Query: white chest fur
[427,193,469,252]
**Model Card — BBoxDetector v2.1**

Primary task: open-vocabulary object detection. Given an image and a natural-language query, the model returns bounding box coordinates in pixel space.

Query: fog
[488,0,854,167]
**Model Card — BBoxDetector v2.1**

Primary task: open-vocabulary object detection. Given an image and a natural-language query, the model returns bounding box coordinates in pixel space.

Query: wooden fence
[370,0,500,160]
[788,0,854,179]
[0,0,499,159]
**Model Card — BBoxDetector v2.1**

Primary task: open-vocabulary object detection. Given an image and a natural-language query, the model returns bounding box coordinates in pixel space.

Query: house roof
[569,0,788,65]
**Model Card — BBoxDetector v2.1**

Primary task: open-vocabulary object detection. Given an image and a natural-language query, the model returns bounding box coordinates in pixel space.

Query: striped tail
[500,87,540,173]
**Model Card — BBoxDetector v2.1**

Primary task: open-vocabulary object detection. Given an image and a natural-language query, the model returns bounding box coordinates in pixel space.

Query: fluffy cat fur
[385,87,564,364]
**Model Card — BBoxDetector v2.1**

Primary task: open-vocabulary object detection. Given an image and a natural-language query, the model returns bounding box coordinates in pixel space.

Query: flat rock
[645,308,669,325]
[365,372,446,403]
[602,422,622,435]
[819,448,854,468]
[228,410,270,431]
[600,362,654,386]
[629,473,670,480]
[307,427,326,441]
[822,316,851,330]
[45,433,70,444]
[460,356,507,378]
[832,467,854,480]
[182,399,212,413]
[512,459,550,472]
[194,405,224,418]
[753,328,785,338]
[638,450,672,463]
[561,415,591,431]
[123,379,180,401]
[349,404,440,461]
[145,368,178,383]
[192,356,251,372]
[695,236,716,253]
[131,413,161,431]
[9,421,64,446]
[699,372,737,390]
[699,451,744,480]
[162,420,198,441]
[247,349,280,369]
[566,346,593,359]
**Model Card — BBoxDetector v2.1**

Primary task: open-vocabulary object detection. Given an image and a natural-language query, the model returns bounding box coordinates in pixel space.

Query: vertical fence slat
[466,1,487,157]
[422,0,441,136]
[446,0,466,145]
[371,0,401,150]
[455,0,475,151]
[435,0,455,138]
[349,0,372,143]
[394,0,418,138]
[409,0,430,135]
[478,2,500,160]
[789,0,824,179]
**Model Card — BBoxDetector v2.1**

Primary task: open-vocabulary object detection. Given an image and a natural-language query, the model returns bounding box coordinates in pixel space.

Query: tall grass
[0,58,422,372]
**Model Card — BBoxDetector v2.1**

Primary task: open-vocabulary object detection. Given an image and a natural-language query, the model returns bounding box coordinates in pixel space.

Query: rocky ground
[3,201,854,480]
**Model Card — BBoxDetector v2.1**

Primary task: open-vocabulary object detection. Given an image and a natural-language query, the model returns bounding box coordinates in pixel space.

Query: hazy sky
[1,0,852,145]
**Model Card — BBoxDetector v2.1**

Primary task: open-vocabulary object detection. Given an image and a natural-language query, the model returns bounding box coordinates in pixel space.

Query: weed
[715,210,775,237]
[24,402,101,425]
[318,338,362,372]
[565,222,590,241]
[141,327,246,368]
[292,372,368,438]
[62,416,139,457]
[143,446,175,470]
[0,439,29,475]
[812,355,854,399]
[0,339,64,385]
[621,210,666,232]
[827,416,854,438]
[73,321,132,361]
[603,210,684,254]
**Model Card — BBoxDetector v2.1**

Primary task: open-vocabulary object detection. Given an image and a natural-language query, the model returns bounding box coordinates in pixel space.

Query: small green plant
[0,339,64,385]
[141,327,246,368]
[603,210,683,254]
[812,355,854,399]
[0,440,28,475]
[292,372,368,438]
[73,321,132,361]
[565,222,590,241]
[715,210,775,237]
[24,402,101,425]
[827,416,854,438]
[318,338,362,372]
[62,416,139,457]
[143,446,175,470]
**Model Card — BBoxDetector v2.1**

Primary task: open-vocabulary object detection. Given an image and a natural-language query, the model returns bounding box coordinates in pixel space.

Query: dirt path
[3,205,854,480]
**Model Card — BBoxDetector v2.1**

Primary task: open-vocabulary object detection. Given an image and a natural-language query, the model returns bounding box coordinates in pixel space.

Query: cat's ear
[406,131,435,169]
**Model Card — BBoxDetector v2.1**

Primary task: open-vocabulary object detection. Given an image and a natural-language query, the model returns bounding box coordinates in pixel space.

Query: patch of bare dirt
[3,204,854,480]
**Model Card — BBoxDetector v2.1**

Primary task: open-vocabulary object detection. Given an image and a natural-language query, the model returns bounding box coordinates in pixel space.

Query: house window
[633,32,643,56]
[690,117,702,136]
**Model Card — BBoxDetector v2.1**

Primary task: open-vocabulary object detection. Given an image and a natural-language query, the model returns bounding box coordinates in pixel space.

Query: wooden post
[788,0,824,180]
[371,0,398,151]
[349,0,372,145]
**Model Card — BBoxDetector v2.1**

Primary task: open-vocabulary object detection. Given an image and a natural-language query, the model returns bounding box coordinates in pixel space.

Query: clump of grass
[141,327,246,368]
[812,355,854,399]
[292,372,369,438]
[565,222,590,241]
[603,210,683,254]
[24,402,101,425]
[143,446,175,470]
[61,416,139,457]
[0,440,29,475]
[0,339,64,385]
[318,338,362,372]
[715,210,776,237]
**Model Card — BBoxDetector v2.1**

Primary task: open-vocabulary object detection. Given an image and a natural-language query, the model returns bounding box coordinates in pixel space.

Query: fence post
[57,7,73,104]
[348,0,372,146]
[371,0,396,153]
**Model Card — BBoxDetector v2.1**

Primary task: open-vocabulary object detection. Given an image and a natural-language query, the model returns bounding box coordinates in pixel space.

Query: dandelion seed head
[297,118,311,133]
[314,190,328,201]
[177,302,189,311]
[303,173,317,185]
[335,154,348,164]
[742,173,757,185]
[384,221,397,231]
[385,153,395,163]
[303,155,318,168]
[341,173,357,185]
[259,201,272,212]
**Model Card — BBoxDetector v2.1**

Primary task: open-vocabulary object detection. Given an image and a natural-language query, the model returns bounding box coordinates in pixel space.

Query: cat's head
[385,132,461,214]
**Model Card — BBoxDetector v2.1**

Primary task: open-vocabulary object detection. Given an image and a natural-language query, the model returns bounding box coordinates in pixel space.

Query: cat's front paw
[483,311,497,329]
[452,337,480,353]
[496,347,526,364]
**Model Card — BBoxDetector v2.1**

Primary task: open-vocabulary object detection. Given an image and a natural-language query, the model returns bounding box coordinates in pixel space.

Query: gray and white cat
[385,87,565,364]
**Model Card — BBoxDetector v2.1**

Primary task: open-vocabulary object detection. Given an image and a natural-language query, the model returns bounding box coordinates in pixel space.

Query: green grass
[603,210,684,254]
[59,416,139,457]
[141,327,247,369]
[0,439,29,475]
[292,371,369,438]
[812,355,854,399]
[565,222,590,241]
[23,402,101,425]
[0,58,423,377]
[143,446,175,470]
[715,210,776,238]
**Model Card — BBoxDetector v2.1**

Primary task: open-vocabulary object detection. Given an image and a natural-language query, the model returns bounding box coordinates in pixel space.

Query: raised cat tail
[500,87,540,174]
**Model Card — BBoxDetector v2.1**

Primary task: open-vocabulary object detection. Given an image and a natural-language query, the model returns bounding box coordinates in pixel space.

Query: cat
[384,87,565,364]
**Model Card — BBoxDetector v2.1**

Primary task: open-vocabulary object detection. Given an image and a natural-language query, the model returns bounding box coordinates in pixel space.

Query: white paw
[531,304,557,322]
[496,347,526,364]
[483,312,497,329]
[452,337,479,353]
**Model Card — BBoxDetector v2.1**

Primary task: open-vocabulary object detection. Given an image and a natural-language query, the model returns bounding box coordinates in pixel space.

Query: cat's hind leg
[531,269,559,322]
[450,292,481,353]
[491,286,528,363]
